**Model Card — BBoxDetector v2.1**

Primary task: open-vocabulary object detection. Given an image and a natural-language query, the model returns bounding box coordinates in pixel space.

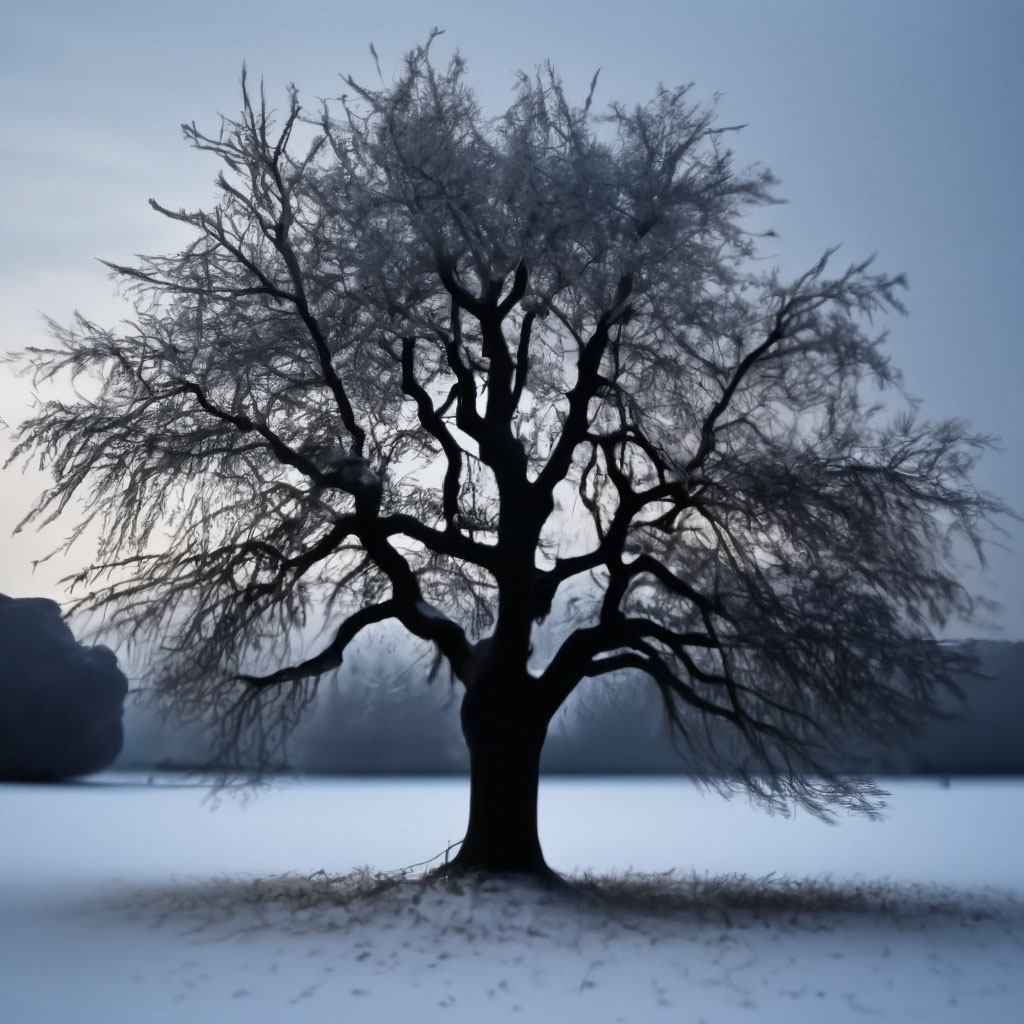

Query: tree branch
[240,600,399,688]
[534,273,635,499]
[400,336,463,527]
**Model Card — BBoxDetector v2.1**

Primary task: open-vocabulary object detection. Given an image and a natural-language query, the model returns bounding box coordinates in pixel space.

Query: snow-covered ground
[2,775,1022,1022]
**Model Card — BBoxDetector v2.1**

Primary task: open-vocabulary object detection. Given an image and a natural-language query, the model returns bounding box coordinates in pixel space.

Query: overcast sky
[1,0,1021,640]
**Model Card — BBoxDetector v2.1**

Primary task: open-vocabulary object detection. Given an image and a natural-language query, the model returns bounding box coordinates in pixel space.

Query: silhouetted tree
[9,35,1007,875]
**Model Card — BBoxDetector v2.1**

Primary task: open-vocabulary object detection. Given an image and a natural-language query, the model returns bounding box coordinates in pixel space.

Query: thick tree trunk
[444,676,554,878]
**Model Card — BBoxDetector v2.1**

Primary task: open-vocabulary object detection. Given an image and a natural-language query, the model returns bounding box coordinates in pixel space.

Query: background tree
[9,35,1006,876]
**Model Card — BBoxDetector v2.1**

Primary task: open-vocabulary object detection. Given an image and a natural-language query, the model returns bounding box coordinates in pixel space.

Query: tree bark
[444,676,555,878]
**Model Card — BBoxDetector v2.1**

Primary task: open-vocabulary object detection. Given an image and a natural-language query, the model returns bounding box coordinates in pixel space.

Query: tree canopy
[9,36,1007,863]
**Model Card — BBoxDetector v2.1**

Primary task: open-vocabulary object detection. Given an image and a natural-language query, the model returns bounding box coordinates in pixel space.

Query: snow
[1,775,1022,1022]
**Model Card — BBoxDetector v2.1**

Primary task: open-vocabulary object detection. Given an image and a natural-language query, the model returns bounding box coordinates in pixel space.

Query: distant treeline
[116,640,1024,776]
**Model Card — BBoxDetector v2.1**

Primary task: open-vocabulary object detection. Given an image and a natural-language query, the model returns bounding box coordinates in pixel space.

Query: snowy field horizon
[3,773,1022,1021]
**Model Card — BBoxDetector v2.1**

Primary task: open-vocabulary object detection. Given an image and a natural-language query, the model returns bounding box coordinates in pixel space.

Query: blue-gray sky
[1,0,1021,639]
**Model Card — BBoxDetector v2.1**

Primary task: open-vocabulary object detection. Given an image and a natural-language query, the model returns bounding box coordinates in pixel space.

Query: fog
[115,639,1024,777]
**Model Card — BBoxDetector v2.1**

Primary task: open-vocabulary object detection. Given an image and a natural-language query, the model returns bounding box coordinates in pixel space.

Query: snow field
[2,775,1022,1022]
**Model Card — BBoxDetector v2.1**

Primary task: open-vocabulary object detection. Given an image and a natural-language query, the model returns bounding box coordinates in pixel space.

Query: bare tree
[8,36,1007,875]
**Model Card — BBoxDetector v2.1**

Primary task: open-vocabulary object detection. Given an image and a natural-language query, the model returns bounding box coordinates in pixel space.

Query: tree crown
[8,36,1007,816]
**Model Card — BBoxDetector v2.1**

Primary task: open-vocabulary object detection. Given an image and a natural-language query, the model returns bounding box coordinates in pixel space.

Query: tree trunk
[444,676,554,878]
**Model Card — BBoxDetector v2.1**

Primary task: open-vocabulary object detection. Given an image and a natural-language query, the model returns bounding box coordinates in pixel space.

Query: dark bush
[0,594,128,781]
